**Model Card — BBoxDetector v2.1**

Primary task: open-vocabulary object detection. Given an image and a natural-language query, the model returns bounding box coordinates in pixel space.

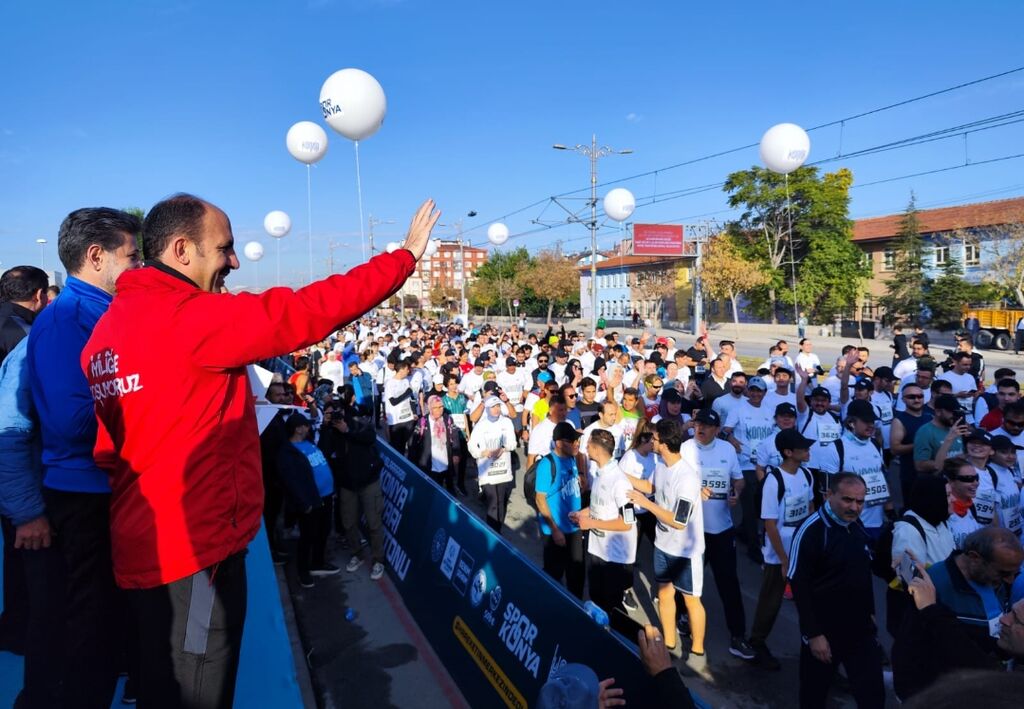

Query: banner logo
[498,602,541,678]
[470,569,488,608]
[431,528,447,564]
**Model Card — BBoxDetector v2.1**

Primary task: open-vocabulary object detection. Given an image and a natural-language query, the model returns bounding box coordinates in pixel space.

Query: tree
[467,278,498,320]
[878,195,927,325]
[474,248,530,318]
[723,166,817,322]
[923,250,979,330]
[977,223,1024,305]
[428,284,459,313]
[699,233,769,330]
[123,206,146,255]
[787,169,871,324]
[516,250,579,321]
[631,264,678,323]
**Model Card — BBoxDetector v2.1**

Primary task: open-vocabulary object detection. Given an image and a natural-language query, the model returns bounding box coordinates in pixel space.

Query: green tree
[123,206,146,255]
[516,250,579,321]
[467,278,498,319]
[474,247,531,318]
[723,166,817,322]
[788,169,871,324]
[878,195,927,325]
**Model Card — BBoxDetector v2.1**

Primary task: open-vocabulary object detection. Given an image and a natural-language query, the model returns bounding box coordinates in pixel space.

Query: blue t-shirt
[293,440,334,497]
[535,453,581,535]
[565,408,582,429]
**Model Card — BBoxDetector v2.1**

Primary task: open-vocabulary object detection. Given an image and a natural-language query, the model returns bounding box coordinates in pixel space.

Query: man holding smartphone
[570,429,636,636]
[682,409,753,661]
[626,419,708,678]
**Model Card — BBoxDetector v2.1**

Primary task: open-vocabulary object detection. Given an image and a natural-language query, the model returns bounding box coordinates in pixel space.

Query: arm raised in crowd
[185,201,440,370]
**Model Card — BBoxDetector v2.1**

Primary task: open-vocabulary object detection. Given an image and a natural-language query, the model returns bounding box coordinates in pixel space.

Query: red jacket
[82,252,414,588]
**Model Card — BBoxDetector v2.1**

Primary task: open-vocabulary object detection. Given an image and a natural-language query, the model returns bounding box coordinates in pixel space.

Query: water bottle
[344,607,358,622]
[583,600,609,627]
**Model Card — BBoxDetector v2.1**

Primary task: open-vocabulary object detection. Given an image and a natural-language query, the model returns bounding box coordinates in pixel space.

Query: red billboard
[632,223,684,256]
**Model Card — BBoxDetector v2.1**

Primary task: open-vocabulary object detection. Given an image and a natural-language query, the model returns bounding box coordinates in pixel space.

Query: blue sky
[2,0,1023,289]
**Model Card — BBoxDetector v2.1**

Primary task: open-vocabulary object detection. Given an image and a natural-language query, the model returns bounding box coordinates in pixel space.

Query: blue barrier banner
[378,439,663,708]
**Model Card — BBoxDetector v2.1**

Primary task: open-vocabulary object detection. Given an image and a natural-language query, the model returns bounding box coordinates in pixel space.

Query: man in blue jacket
[23,207,141,707]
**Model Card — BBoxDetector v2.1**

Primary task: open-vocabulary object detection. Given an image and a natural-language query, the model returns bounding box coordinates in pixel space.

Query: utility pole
[553,135,632,335]
[367,214,395,257]
[326,240,348,275]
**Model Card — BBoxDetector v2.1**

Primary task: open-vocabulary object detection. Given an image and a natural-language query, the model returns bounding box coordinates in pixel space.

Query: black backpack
[523,453,556,512]
[756,465,814,521]
[871,514,925,582]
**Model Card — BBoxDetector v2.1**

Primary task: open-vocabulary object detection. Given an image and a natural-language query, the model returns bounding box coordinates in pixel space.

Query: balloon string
[276,239,281,287]
[307,164,314,283]
[354,141,367,262]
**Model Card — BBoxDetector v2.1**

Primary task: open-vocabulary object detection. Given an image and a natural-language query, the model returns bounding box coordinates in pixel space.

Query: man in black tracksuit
[787,472,884,709]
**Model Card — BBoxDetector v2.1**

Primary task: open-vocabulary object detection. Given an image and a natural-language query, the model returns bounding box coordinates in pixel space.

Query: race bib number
[394,400,414,424]
[783,493,811,527]
[818,422,840,444]
[1003,504,1022,536]
[451,413,468,432]
[876,402,893,424]
[861,470,890,507]
[974,494,996,524]
[487,456,510,476]
[702,467,730,501]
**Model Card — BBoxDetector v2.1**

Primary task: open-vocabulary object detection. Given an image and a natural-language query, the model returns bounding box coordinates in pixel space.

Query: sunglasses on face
[904,394,924,400]
[952,474,980,483]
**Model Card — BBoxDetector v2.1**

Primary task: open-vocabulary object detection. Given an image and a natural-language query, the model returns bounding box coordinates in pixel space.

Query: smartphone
[898,555,918,586]
[622,503,636,525]
[673,498,694,526]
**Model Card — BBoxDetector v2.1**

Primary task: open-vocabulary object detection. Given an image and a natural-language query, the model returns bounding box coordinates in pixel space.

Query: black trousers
[127,551,247,709]
[750,563,786,647]
[388,422,415,455]
[482,481,513,533]
[0,515,28,652]
[262,479,284,554]
[428,465,455,493]
[739,469,762,559]
[297,498,332,579]
[19,489,119,709]
[799,628,884,709]
[588,556,635,637]
[542,530,585,600]
[703,528,746,639]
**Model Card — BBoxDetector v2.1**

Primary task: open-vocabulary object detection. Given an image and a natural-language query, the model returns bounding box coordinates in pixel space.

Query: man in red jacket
[81,193,439,708]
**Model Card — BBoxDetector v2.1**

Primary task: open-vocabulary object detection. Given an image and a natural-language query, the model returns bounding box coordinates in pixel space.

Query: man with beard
[891,383,931,509]
[81,194,439,707]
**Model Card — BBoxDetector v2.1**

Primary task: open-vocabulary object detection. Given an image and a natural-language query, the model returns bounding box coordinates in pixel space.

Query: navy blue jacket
[27,277,112,492]
[0,339,45,524]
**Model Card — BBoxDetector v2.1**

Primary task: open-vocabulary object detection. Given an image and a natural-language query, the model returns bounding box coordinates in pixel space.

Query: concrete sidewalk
[280,532,468,709]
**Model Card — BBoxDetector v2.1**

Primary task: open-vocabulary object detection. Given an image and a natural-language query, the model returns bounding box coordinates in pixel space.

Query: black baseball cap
[964,429,993,446]
[474,356,488,367]
[810,386,832,399]
[846,399,878,423]
[775,428,816,453]
[555,348,568,358]
[853,378,872,391]
[483,381,499,393]
[506,356,518,367]
[444,348,456,356]
[990,434,1024,451]
[552,422,582,442]
[932,394,963,413]
[694,409,721,426]
[774,403,798,418]
[873,366,895,380]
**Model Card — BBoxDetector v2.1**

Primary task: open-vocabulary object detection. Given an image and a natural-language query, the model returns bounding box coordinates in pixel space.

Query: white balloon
[487,223,509,246]
[386,242,401,253]
[759,123,811,174]
[425,239,441,257]
[603,188,636,222]
[285,121,329,164]
[243,241,264,262]
[319,68,387,142]
[263,211,292,239]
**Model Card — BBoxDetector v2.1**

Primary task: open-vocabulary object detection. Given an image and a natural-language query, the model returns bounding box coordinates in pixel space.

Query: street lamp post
[553,135,632,335]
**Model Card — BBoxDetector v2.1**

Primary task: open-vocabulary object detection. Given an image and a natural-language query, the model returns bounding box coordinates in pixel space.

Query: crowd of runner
[274,318,1024,707]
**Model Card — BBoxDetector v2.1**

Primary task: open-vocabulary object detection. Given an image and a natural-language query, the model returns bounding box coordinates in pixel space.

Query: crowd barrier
[377,438,708,708]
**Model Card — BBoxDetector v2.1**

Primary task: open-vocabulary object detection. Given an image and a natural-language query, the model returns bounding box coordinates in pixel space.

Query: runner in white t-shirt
[682,409,754,660]
[724,376,775,562]
[626,419,707,672]
[748,428,815,669]
[571,430,637,636]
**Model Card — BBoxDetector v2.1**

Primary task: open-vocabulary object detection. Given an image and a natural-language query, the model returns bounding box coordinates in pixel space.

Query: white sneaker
[346,557,364,573]
[370,562,385,580]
